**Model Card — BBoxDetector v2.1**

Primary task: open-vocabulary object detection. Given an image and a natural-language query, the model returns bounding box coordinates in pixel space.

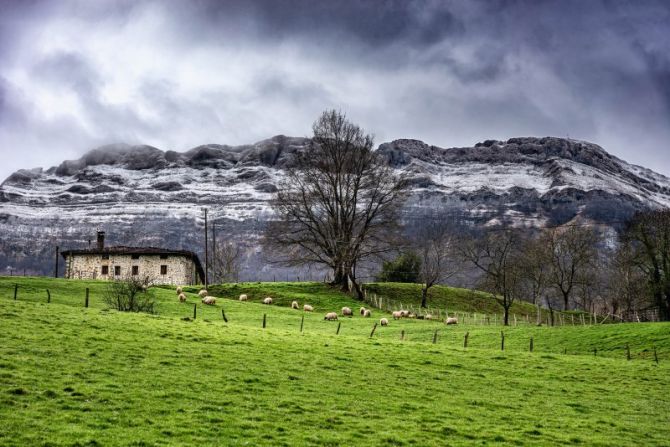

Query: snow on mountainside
[2,135,669,278]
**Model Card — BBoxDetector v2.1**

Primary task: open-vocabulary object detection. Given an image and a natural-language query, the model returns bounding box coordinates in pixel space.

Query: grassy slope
[1,297,669,445]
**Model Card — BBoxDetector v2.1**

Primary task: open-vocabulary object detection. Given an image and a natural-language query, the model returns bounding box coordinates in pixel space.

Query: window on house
[101,265,109,275]
[114,266,121,276]
[160,265,168,275]
[131,254,140,260]
[159,254,168,259]
[132,266,139,275]
[102,254,109,260]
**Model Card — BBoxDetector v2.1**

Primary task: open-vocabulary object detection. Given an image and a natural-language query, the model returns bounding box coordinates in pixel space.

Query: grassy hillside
[1,279,669,446]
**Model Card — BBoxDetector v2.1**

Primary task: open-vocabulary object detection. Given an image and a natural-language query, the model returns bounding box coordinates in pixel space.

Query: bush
[103,275,156,313]
[376,252,421,283]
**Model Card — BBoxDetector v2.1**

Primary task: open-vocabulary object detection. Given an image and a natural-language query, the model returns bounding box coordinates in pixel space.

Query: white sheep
[445,317,458,325]
[202,296,216,305]
[342,307,353,316]
[360,307,367,316]
[178,293,187,303]
[399,310,409,318]
[363,309,372,317]
[176,286,183,295]
[291,300,299,309]
[263,297,273,305]
[425,314,433,320]
[380,318,389,326]
[324,312,338,321]
[198,289,208,298]
[392,311,402,320]
[304,304,314,312]
[239,294,248,301]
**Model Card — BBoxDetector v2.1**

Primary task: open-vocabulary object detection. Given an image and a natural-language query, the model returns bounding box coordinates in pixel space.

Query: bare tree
[211,242,242,283]
[103,275,155,313]
[415,220,461,308]
[605,240,649,320]
[265,110,407,298]
[517,234,551,324]
[462,229,523,326]
[624,210,670,321]
[544,226,599,311]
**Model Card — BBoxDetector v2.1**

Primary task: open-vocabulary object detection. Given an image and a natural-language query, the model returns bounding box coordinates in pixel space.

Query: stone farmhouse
[61,232,204,285]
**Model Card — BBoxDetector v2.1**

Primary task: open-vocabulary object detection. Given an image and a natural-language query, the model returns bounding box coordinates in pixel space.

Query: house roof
[61,246,205,283]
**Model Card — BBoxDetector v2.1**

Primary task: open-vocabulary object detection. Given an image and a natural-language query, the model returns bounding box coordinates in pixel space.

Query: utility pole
[211,222,216,283]
[203,208,208,288]
[54,246,59,278]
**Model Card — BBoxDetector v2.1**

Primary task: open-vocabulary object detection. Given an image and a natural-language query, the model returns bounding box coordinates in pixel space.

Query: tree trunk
[348,273,365,300]
[503,307,510,326]
[562,292,570,311]
[421,286,428,308]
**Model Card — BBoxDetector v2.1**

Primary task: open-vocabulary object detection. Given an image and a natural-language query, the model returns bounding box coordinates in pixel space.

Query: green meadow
[1,277,669,446]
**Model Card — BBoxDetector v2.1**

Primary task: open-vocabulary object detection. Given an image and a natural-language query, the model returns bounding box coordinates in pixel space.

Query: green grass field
[1,276,669,446]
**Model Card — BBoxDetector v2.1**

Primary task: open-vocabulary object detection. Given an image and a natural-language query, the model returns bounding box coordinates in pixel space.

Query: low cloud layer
[1,0,669,180]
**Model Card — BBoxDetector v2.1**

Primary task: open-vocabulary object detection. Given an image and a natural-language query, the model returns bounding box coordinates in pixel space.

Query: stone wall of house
[64,253,199,285]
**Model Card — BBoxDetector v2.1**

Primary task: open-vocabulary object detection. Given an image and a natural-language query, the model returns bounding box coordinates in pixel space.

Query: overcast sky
[1,0,669,181]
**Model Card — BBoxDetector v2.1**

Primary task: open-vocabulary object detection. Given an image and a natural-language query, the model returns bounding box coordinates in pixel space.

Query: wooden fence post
[626,344,631,361]
[336,322,341,335]
[432,330,438,344]
[400,330,405,341]
[369,323,378,338]
[500,331,505,351]
[47,289,51,303]
[263,313,267,329]
[653,346,659,364]
[193,304,197,320]
[593,348,597,356]
[85,288,89,308]
[14,284,18,300]
[464,331,469,349]
[221,308,228,323]
[530,337,534,352]
[300,315,304,333]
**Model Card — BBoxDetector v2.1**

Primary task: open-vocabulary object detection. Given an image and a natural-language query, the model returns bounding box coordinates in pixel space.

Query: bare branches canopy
[265,110,408,298]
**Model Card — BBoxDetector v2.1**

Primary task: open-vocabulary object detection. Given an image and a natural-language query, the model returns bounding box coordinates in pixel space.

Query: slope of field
[1,277,670,446]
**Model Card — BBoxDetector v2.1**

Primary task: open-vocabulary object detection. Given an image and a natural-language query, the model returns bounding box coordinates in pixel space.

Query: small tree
[416,219,462,308]
[211,242,242,283]
[376,252,421,283]
[103,275,156,313]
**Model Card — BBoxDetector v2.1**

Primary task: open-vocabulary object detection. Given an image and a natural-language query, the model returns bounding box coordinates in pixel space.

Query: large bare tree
[211,242,242,283]
[265,110,407,298]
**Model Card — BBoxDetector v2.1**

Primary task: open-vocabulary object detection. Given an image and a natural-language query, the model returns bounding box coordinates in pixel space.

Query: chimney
[97,231,105,251]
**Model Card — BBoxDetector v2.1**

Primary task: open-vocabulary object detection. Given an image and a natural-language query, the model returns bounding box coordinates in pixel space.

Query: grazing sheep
[445,317,458,325]
[392,311,402,320]
[303,304,314,312]
[178,293,187,303]
[198,289,208,298]
[324,312,338,321]
[425,314,433,320]
[363,309,372,318]
[380,318,389,326]
[399,310,409,318]
[176,286,183,295]
[408,312,416,319]
[360,306,367,316]
[239,294,248,301]
[201,296,216,305]
[263,297,273,305]
[291,300,299,309]
[342,307,353,316]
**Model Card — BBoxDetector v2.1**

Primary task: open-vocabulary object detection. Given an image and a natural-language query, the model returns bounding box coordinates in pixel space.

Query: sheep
[291,300,299,309]
[399,310,410,318]
[198,289,208,298]
[303,304,314,312]
[392,311,402,320]
[380,318,389,326]
[425,314,433,320]
[342,307,353,317]
[176,286,183,295]
[178,293,187,303]
[324,312,338,321]
[239,294,248,301]
[263,297,273,305]
[360,306,367,316]
[201,296,216,305]
[363,309,372,317]
[445,317,458,325]
[408,312,416,319]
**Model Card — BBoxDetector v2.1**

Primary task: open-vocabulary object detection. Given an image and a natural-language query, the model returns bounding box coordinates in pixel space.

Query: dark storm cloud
[1,0,670,180]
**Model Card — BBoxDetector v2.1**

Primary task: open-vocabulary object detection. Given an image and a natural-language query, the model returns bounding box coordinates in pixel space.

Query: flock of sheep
[175,287,458,326]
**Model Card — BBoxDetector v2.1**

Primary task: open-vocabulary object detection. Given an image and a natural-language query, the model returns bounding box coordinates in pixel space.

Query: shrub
[103,275,156,313]
[376,252,421,283]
